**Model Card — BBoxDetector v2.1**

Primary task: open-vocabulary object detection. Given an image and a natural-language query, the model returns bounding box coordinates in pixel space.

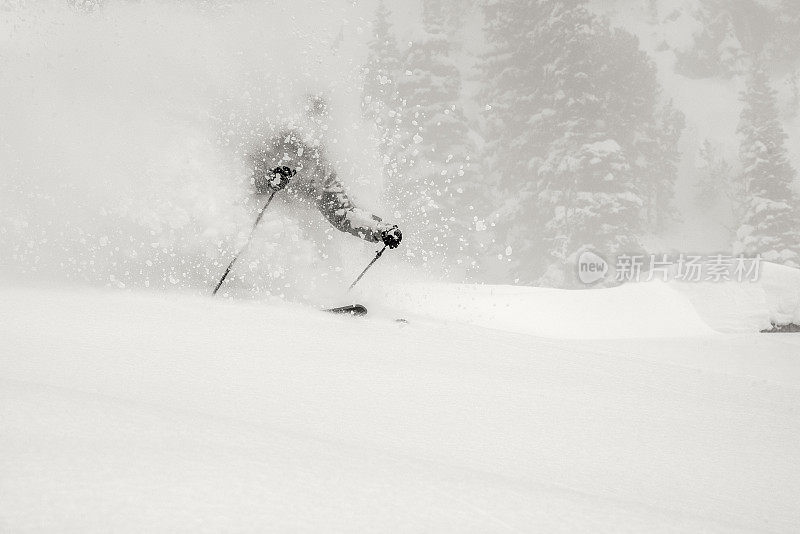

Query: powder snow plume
[0,0,385,302]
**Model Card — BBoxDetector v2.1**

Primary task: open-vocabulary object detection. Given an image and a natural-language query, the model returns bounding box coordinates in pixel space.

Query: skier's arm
[316,172,385,242]
[251,129,401,247]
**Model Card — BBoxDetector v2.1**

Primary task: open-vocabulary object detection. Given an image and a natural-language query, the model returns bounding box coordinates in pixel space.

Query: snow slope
[2,283,800,532]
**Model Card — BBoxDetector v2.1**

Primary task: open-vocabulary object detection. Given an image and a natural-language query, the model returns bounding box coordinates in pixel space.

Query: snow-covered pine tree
[481,0,664,286]
[766,0,800,63]
[435,0,476,38]
[390,0,483,276]
[478,0,550,281]
[695,139,733,209]
[638,101,685,232]
[734,65,800,267]
[675,0,750,78]
[591,28,682,234]
[535,9,652,287]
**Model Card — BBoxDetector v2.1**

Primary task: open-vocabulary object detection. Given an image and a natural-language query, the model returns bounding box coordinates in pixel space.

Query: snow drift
[362,261,800,337]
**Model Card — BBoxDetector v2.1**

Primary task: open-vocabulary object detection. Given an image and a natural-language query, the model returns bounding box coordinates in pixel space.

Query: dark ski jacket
[250,129,387,243]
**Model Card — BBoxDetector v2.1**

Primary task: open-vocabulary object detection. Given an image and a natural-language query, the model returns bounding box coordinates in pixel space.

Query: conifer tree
[675,0,751,78]
[639,101,685,231]
[478,0,545,191]
[734,66,800,267]
[477,0,550,280]
[766,0,800,62]
[480,0,669,286]
[695,139,733,209]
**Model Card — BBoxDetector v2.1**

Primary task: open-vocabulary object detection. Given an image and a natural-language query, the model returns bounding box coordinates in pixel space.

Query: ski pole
[212,190,277,296]
[348,244,387,292]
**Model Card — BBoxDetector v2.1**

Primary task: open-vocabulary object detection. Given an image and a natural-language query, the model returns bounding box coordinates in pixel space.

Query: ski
[324,304,368,316]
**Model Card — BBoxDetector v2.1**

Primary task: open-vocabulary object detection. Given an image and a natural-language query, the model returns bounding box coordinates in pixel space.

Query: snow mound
[371,280,715,339]
[367,262,800,337]
[671,262,800,333]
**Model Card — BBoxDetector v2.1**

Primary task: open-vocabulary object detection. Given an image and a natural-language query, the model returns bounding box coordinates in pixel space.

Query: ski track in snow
[1,284,800,532]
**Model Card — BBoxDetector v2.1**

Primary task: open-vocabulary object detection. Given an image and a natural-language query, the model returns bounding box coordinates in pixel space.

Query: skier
[212,94,402,300]
[248,94,402,250]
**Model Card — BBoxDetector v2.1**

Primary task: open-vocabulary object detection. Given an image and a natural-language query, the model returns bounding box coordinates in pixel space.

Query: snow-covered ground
[2,276,800,532]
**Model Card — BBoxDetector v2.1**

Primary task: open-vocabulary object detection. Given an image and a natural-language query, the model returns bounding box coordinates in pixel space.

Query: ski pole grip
[268,166,295,191]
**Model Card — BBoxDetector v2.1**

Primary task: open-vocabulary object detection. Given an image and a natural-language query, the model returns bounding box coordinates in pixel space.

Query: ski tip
[323,304,368,316]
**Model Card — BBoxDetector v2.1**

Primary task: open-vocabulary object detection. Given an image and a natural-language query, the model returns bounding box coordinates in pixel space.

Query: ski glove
[268,166,296,191]
[380,224,402,249]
